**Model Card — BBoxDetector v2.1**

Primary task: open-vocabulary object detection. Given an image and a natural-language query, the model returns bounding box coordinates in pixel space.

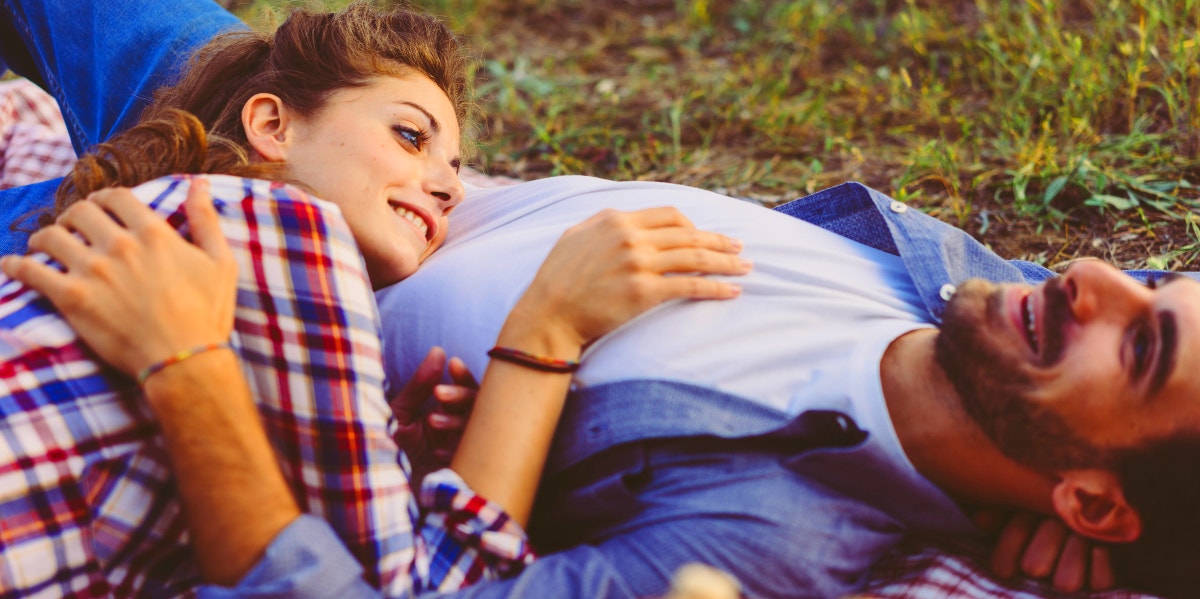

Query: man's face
[934,260,1200,470]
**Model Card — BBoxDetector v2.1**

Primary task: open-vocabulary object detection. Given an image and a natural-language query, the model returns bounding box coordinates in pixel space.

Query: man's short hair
[1108,433,1200,597]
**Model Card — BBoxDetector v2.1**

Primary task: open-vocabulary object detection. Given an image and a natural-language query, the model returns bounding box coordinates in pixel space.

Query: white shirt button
[889,200,908,213]
[939,283,956,301]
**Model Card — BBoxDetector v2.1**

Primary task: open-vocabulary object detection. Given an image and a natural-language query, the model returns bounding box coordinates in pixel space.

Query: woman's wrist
[495,302,585,364]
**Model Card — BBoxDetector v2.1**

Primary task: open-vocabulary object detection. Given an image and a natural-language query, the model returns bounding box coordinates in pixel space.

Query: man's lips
[388,201,436,242]
[1005,279,1071,366]
[1007,286,1040,355]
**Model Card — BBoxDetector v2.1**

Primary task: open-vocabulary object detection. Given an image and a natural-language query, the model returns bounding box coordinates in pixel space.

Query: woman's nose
[426,161,465,212]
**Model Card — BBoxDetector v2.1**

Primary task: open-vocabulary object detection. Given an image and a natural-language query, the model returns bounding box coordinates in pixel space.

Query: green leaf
[1087,193,1137,210]
[1042,175,1070,205]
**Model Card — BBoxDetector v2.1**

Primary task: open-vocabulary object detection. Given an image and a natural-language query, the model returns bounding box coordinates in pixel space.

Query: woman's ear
[242,93,294,162]
[1052,469,1142,544]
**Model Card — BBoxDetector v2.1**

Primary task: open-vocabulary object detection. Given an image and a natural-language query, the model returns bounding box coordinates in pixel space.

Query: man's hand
[391,347,477,475]
[987,510,1115,592]
[1,179,236,378]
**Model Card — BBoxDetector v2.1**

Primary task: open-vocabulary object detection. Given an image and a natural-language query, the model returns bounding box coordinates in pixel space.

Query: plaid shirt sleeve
[0,173,530,598]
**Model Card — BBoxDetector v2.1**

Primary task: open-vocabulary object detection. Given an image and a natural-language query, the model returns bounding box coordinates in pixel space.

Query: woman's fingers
[649,247,752,276]
[605,205,694,230]
[447,356,479,389]
[391,347,447,423]
[637,224,744,255]
[652,275,743,301]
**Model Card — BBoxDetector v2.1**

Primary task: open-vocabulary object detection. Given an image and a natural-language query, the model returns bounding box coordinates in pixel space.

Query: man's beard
[933,279,1102,472]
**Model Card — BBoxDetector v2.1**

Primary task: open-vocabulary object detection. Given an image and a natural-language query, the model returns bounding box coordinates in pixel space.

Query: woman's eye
[394,126,429,150]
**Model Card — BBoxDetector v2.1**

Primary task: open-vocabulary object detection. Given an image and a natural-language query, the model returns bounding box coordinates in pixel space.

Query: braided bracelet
[487,346,581,373]
[137,342,233,386]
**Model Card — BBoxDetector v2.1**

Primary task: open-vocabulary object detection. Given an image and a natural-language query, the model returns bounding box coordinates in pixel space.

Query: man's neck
[880,328,1056,514]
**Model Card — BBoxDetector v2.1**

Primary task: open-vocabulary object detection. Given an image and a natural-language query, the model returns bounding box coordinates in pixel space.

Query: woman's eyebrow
[395,101,440,133]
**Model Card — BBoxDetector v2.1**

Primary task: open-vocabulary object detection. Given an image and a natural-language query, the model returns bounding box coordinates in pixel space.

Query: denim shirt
[775,181,1192,307]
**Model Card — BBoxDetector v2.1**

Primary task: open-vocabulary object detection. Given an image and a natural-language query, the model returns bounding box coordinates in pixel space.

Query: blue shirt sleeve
[197,515,382,599]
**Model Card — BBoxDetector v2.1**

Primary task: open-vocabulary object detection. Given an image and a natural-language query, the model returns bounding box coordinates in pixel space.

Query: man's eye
[1146,273,1182,289]
[1132,325,1153,377]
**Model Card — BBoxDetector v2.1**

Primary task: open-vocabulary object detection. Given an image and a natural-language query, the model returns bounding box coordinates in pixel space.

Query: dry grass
[242,0,1200,270]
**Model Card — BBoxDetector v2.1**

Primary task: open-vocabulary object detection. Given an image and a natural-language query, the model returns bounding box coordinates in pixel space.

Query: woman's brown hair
[49,1,470,221]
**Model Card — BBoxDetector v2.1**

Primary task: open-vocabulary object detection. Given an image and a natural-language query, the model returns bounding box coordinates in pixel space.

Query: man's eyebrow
[1150,272,1184,288]
[1150,311,1177,397]
[397,101,440,133]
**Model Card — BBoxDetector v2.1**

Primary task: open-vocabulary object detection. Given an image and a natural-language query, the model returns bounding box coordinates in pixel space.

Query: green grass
[242,0,1200,269]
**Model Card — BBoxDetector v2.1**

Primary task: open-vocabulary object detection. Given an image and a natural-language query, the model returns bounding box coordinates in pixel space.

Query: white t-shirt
[376,176,934,473]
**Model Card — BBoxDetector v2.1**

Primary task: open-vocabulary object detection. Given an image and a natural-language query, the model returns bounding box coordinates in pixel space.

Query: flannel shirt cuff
[419,468,535,578]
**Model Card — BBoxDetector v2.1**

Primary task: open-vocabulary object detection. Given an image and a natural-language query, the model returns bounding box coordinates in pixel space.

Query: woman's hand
[391,346,478,474]
[1,179,237,377]
[452,207,749,525]
[504,207,749,357]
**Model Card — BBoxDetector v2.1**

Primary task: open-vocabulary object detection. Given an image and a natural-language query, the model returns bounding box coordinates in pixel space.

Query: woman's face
[280,74,464,288]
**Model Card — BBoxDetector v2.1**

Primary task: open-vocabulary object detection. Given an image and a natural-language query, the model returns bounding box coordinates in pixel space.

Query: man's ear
[242,93,294,162]
[1052,469,1142,544]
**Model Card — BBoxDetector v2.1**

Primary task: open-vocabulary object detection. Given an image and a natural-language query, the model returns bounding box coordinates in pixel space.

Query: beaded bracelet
[487,346,581,373]
[137,342,233,386]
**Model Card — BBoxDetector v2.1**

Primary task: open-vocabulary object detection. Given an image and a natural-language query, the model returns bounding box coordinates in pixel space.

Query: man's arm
[0,0,243,154]
[1,174,534,594]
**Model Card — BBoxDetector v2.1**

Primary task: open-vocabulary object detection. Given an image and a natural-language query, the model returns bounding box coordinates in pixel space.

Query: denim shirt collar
[773,182,1054,323]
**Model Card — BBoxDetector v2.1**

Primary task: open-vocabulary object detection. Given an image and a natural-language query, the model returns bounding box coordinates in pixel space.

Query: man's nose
[1060,259,1150,323]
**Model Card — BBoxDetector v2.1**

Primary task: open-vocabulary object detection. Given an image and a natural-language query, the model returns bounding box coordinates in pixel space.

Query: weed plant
[239,0,1200,269]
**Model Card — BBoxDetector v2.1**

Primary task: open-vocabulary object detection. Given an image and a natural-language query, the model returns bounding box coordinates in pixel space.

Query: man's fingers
[1089,545,1115,590]
[1021,519,1068,579]
[28,226,94,270]
[1051,534,1088,593]
[184,179,230,260]
[991,511,1037,578]
[0,256,69,300]
[56,201,126,250]
[85,186,162,232]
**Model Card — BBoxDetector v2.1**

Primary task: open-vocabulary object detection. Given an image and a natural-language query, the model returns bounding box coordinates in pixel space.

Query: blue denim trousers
[0,0,242,254]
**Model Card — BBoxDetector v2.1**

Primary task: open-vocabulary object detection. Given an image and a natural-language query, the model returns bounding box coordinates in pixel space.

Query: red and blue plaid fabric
[861,539,1159,599]
[0,79,74,189]
[0,174,531,597]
